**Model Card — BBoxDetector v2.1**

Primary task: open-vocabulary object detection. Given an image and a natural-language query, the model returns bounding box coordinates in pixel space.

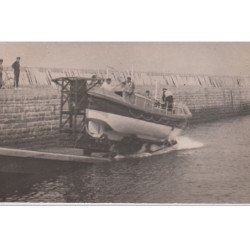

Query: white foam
[174,136,204,150]
[114,136,204,160]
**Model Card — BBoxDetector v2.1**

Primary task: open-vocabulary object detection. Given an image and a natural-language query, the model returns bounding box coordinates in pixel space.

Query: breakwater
[1,67,250,147]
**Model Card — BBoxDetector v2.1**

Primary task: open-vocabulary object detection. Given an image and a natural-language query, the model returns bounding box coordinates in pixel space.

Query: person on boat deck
[101,78,113,91]
[145,90,151,99]
[161,88,173,111]
[91,74,103,87]
[91,74,98,84]
[114,78,126,96]
[144,90,152,109]
[123,76,135,103]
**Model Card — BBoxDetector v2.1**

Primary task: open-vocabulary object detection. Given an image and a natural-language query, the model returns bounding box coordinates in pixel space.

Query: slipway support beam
[0,147,111,164]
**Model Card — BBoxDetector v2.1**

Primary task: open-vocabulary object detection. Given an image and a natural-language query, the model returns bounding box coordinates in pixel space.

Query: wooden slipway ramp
[0,147,111,164]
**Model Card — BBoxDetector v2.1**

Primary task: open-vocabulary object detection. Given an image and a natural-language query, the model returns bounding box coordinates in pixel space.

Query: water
[0,115,250,203]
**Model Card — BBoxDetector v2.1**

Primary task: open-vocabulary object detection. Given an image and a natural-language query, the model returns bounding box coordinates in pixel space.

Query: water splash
[174,136,204,150]
[114,136,204,160]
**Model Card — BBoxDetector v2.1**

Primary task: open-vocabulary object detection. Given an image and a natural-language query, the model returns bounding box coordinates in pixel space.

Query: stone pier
[1,67,250,148]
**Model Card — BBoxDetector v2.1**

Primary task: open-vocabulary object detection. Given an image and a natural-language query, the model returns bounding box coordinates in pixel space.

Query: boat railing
[170,102,192,116]
[97,90,191,117]
[134,93,191,116]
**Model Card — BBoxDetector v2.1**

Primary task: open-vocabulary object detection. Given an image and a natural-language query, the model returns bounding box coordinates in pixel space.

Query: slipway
[0,147,111,164]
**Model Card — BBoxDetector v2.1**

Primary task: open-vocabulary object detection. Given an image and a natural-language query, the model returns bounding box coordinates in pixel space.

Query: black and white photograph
[2,1,250,250]
[0,42,250,203]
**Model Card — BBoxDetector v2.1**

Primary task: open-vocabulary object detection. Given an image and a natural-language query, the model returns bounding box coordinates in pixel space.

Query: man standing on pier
[12,57,21,88]
[0,59,3,88]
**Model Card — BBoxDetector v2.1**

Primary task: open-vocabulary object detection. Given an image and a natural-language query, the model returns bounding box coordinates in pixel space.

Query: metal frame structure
[52,77,110,154]
[52,77,102,138]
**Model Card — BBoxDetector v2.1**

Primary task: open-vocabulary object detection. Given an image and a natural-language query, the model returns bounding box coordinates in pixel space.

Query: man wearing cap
[12,57,21,88]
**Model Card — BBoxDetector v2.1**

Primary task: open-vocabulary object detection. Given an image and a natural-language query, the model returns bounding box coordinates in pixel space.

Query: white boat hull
[86,109,182,142]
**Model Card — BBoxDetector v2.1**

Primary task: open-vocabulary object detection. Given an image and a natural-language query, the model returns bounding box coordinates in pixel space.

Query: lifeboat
[53,77,192,156]
[87,88,191,142]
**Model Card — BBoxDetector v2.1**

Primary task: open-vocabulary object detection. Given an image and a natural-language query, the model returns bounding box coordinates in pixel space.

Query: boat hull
[86,109,182,143]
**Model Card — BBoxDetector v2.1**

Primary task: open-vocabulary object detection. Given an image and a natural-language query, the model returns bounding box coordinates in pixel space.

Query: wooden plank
[0,147,111,164]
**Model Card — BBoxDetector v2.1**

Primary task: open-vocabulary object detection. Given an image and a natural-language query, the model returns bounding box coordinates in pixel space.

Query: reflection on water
[1,115,250,203]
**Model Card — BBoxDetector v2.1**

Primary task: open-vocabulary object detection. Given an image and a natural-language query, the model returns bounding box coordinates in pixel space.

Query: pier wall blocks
[173,88,250,122]
[0,88,61,148]
[1,67,250,147]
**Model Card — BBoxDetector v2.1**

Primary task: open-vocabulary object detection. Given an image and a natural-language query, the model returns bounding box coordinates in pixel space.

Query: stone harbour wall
[1,67,250,148]
[0,88,60,148]
[174,87,250,122]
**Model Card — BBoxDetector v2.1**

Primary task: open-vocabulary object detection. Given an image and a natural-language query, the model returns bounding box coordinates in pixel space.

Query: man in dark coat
[0,59,3,88]
[12,57,21,88]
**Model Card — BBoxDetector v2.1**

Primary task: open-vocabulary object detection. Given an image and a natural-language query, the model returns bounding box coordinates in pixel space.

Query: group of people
[99,75,173,111]
[101,76,135,102]
[0,57,21,89]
